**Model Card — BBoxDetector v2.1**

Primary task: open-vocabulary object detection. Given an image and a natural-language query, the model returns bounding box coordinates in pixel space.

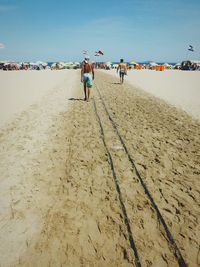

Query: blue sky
[0,0,200,62]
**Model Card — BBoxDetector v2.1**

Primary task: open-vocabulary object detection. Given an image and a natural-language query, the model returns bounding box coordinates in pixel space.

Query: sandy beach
[0,70,200,266]
[101,69,200,121]
[0,70,78,127]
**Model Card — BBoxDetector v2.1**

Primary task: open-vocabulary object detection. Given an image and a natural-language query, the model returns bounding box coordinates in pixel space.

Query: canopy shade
[149,62,158,66]
[129,61,138,65]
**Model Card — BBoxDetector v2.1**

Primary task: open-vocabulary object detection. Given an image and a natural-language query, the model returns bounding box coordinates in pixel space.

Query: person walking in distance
[81,56,94,101]
[117,58,127,84]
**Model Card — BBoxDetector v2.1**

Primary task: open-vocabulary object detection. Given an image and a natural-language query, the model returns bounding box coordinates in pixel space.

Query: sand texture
[0,70,77,127]
[101,69,200,121]
[0,71,199,267]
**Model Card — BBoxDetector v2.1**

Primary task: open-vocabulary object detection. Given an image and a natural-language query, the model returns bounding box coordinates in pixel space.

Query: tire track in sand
[93,80,187,267]
[14,75,137,267]
[93,71,200,267]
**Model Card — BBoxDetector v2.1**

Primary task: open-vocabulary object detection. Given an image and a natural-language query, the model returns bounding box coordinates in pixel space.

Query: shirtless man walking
[81,56,94,101]
[117,58,127,84]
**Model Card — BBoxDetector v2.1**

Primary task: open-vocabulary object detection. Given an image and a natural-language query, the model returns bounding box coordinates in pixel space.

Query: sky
[0,0,200,62]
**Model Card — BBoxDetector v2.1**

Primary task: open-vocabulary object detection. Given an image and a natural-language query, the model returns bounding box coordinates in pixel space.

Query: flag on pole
[188,45,194,52]
[97,50,104,55]
[95,50,104,56]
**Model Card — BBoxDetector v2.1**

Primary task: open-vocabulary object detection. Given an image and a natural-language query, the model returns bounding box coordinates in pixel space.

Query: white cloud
[0,43,5,49]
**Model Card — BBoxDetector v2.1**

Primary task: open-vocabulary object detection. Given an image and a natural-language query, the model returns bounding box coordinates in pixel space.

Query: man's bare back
[81,58,95,101]
[82,63,92,73]
[118,63,127,72]
[117,59,127,84]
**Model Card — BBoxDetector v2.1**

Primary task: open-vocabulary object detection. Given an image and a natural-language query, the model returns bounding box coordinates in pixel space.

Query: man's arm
[117,64,120,72]
[125,64,128,74]
[91,64,94,80]
[81,65,84,81]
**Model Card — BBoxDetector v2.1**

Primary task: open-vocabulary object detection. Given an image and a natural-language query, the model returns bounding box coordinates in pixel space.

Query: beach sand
[101,69,200,121]
[0,70,199,266]
[0,70,78,127]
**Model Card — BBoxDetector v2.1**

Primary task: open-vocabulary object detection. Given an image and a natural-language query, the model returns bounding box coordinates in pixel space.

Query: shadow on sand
[68,98,85,101]
[111,82,121,85]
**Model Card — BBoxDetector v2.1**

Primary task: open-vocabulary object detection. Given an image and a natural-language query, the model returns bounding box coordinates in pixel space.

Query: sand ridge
[0,70,199,266]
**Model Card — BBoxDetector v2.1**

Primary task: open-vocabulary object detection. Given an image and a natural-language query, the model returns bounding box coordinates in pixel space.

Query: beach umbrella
[0,60,8,64]
[129,61,138,65]
[149,62,158,66]
[57,62,66,69]
[10,62,18,66]
[112,64,119,68]
[36,61,46,65]
[190,60,200,64]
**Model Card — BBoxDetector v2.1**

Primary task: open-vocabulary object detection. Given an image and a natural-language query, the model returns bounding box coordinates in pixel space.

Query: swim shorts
[83,73,92,88]
[119,70,126,77]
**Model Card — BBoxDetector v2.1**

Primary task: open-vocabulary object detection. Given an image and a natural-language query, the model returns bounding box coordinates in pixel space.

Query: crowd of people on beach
[1,60,200,71]
[0,62,50,71]
[0,61,80,71]
[180,60,200,70]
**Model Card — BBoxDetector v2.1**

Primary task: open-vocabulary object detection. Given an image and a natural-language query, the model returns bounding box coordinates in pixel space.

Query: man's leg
[84,82,87,100]
[87,87,91,101]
